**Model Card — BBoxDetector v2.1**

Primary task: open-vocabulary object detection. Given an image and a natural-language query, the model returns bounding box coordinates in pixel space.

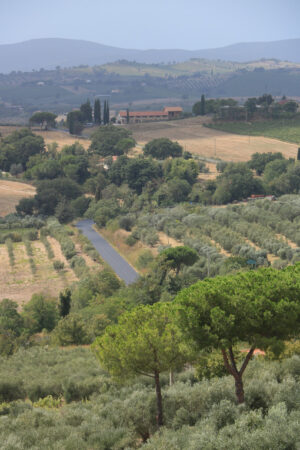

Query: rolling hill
[1,37,300,73]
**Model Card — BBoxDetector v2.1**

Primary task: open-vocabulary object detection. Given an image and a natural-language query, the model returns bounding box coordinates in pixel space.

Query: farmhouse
[117,106,182,124]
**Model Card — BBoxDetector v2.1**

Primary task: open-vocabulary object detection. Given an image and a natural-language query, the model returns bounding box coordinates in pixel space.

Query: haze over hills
[1,37,300,73]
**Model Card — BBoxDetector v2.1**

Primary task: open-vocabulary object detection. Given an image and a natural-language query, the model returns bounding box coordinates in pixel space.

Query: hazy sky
[1,0,299,49]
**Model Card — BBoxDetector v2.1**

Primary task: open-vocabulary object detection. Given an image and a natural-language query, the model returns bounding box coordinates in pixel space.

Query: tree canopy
[29,112,57,130]
[175,265,300,403]
[0,128,45,172]
[90,125,133,156]
[143,138,183,159]
[92,302,187,427]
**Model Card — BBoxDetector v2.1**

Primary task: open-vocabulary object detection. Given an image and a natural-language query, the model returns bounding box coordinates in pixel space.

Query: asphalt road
[76,219,139,285]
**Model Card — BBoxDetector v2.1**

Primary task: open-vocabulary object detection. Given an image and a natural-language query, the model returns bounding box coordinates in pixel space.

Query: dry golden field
[127,117,298,162]
[0,180,36,216]
[0,126,91,151]
[0,238,77,305]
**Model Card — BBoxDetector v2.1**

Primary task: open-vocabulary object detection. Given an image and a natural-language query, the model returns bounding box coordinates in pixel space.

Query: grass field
[207,117,300,145]
[127,116,299,162]
[0,179,36,216]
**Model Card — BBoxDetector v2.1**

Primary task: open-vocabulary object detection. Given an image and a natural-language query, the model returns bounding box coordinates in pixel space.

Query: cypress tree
[297,148,300,161]
[103,100,107,125]
[126,108,130,124]
[94,99,101,124]
[200,94,206,115]
[59,289,71,317]
[107,102,110,124]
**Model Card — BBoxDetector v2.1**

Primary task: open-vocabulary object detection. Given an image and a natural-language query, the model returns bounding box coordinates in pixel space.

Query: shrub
[5,238,15,267]
[53,260,64,271]
[0,380,26,402]
[41,236,54,259]
[137,251,154,269]
[53,315,90,346]
[125,234,138,246]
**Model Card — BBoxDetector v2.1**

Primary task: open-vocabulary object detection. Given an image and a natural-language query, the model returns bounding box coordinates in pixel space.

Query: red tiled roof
[163,106,183,112]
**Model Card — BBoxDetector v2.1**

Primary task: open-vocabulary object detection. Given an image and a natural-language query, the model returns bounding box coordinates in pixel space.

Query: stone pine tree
[94,99,101,125]
[92,303,189,428]
[175,265,300,404]
[200,94,206,115]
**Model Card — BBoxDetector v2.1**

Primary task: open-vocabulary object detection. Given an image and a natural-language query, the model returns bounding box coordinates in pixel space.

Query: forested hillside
[1,59,300,121]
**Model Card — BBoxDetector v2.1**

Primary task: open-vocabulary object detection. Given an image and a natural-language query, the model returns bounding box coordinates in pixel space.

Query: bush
[5,238,15,267]
[125,234,138,246]
[53,315,90,346]
[137,250,154,269]
[53,260,64,271]
[0,380,26,402]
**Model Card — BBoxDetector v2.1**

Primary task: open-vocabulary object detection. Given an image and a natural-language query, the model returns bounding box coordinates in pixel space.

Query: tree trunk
[234,374,245,404]
[154,371,163,427]
[222,347,255,405]
[169,370,174,386]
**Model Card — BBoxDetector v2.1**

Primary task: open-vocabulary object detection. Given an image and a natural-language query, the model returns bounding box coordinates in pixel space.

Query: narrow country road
[76,219,139,285]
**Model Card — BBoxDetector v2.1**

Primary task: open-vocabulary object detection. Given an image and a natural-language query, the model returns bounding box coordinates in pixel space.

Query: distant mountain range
[0,38,300,73]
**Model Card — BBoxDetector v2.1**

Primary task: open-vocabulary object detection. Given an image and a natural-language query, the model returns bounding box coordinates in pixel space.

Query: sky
[0,0,300,49]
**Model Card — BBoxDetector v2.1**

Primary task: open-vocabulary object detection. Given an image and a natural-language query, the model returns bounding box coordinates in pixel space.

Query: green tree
[0,128,45,172]
[0,299,23,336]
[80,100,93,123]
[58,289,72,317]
[90,125,133,156]
[67,111,84,135]
[143,138,183,159]
[164,158,199,184]
[125,158,162,194]
[92,303,188,427]
[23,294,58,333]
[175,265,300,404]
[54,314,89,345]
[200,94,206,115]
[213,162,263,204]
[114,137,136,155]
[94,99,101,124]
[29,112,57,130]
[248,152,284,175]
[244,98,257,116]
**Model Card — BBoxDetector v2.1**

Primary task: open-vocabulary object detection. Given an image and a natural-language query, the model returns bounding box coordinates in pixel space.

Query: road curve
[76,219,139,285]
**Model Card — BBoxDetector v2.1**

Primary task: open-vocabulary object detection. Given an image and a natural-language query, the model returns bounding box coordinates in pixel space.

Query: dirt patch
[208,238,232,257]
[198,162,219,181]
[0,180,36,216]
[275,234,299,249]
[158,232,183,247]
